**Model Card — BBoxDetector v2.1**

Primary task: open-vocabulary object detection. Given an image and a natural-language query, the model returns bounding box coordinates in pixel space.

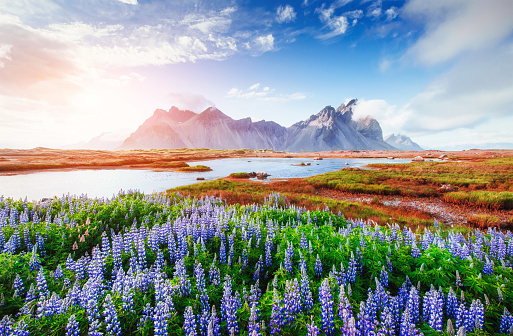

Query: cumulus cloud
[403,0,513,65]
[316,5,349,39]
[226,84,306,102]
[166,92,215,112]
[254,34,275,53]
[276,5,297,23]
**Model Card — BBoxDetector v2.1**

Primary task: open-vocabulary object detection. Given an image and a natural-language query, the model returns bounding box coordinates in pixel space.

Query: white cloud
[385,7,398,21]
[166,92,215,112]
[254,34,275,53]
[316,5,349,39]
[226,84,306,102]
[367,0,382,19]
[116,0,137,4]
[403,0,513,65]
[276,5,297,24]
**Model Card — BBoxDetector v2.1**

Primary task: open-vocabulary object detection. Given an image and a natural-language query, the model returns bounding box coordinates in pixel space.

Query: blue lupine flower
[35,269,48,300]
[319,278,334,335]
[13,274,24,295]
[482,257,494,275]
[269,289,284,335]
[467,299,484,332]
[284,248,293,274]
[153,300,170,336]
[315,254,323,277]
[103,294,121,336]
[184,306,197,336]
[207,305,221,336]
[499,308,513,334]
[306,316,320,336]
[65,314,80,336]
[248,303,260,336]
[379,267,389,288]
[283,279,301,325]
[11,320,29,336]
[455,270,462,288]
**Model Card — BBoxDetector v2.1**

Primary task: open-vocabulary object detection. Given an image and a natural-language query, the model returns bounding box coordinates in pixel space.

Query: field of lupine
[0,191,512,335]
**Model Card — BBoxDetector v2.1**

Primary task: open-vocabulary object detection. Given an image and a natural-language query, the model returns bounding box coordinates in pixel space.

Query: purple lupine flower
[219,241,226,264]
[103,294,121,336]
[284,249,293,274]
[411,243,421,258]
[11,320,29,336]
[153,300,170,336]
[455,270,462,288]
[306,316,320,336]
[467,299,484,332]
[399,308,418,336]
[283,279,301,325]
[248,303,260,336]
[13,274,24,296]
[482,256,494,275]
[300,264,313,311]
[35,269,48,300]
[300,232,308,250]
[319,278,335,335]
[198,308,210,336]
[265,242,273,268]
[379,267,389,288]
[315,254,323,277]
[209,261,221,286]
[446,287,458,319]
[242,248,248,270]
[184,306,197,336]
[65,314,80,336]
[347,252,357,284]
[253,256,263,282]
[269,289,284,335]
[499,308,513,334]
[29,251,40,272]
[208,305,221,336]
[455,302,468,332]
[406,286,420,325]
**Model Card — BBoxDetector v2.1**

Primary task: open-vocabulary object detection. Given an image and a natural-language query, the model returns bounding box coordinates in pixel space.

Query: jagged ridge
[121,100,409,151]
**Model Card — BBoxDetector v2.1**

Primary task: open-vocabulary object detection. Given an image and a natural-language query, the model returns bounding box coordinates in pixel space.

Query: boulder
[412,156,424,162]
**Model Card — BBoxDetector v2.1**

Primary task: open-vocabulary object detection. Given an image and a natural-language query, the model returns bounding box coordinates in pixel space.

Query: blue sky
[1,0,513,149]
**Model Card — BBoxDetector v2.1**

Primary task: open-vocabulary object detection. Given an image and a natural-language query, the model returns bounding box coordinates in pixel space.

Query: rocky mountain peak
[353,115,383,141]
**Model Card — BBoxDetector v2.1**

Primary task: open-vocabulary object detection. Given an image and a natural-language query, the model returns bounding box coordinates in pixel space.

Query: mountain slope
[384,134,424,151]
[120,100,408,151]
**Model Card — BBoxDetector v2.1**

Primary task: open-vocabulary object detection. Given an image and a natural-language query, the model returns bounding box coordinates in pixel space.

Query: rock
[256,171,269,180]
[412,156,424,162]
[440,184,455,192]
[439,154,447,159]
[196,177,205,180]
[387,156,394,160]
[313,157,323,160]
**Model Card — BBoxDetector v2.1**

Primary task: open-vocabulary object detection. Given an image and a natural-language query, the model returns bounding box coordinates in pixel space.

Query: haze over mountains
[117,99,422,152]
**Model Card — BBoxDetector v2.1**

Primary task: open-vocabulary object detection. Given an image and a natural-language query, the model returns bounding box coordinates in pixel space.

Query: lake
[0,157,415,201]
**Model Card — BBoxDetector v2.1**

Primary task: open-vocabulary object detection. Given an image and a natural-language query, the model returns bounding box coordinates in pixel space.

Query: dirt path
[319,189,512,226]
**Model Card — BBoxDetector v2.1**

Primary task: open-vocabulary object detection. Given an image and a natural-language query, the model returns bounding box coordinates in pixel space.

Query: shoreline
[1,147,511,176]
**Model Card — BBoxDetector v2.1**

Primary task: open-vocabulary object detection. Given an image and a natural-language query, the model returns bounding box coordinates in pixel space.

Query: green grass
[444,191,513,209]
[179,164,212,172]
[229,172,252,178]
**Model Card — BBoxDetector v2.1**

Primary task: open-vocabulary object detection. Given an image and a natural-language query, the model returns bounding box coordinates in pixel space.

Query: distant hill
[384,134,424,151]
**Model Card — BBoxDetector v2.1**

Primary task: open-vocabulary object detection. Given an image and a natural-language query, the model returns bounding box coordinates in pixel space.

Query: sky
[1,0,513,150]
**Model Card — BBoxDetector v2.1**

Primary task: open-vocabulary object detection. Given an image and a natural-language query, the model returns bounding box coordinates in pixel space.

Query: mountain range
[119,99,422,152]
[67,100,421,152]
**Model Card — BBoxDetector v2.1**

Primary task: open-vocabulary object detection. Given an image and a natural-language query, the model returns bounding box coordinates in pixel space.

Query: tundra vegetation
[0,191,512,335]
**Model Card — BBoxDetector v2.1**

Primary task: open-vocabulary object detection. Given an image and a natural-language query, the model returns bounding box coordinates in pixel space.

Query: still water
[0,157,414,201]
